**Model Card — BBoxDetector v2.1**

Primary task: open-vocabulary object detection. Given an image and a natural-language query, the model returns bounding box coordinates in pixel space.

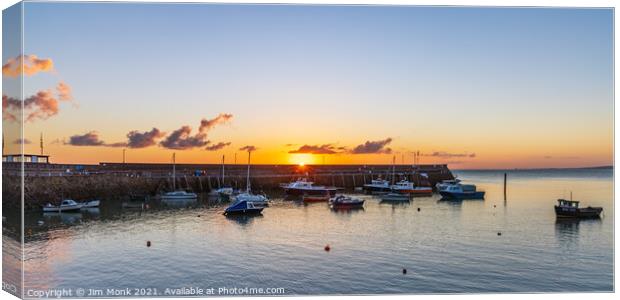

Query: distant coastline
[452,165,613,171]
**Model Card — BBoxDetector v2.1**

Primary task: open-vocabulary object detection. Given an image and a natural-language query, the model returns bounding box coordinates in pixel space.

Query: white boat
[81,200,100,208]
[42,199,83,212]
[436,179,461,192]
[363,178,391,192]
[281,178,338,196]
[162,153,198,200]
[216,155,235,199]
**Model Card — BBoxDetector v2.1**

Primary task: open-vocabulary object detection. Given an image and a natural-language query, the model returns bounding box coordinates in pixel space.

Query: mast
[221,155,225,185]
[391,155,396,184]
[172,152,176,191]
[40,132,44,155]
[246,150,251,193]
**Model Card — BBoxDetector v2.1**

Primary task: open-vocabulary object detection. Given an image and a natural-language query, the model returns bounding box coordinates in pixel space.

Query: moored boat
[436,179,461,192]
[81,200,100,208]
[224,149,269,215]
[42,199,82,212]
[281,178,339,196]
[554,199,602,219]
[363,178,391,193]
[329,194,364,209]
[439,184,485,200]
[381,193,411,202]
[162,153,198,201]
[390,180,433,196]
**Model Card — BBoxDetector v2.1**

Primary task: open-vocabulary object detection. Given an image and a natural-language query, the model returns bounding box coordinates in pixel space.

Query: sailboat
[161,153,198,200]
[215,155,234,200]
[224,150,269,215]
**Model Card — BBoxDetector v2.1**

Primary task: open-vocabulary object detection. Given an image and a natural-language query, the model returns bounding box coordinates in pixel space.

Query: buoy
[497,232,502,236]
[417,208,420,212]
[147,241,151,247]
[197,215,201,217]
[402,268,407,274]
[493,205,496,208]
[324,245,331,252]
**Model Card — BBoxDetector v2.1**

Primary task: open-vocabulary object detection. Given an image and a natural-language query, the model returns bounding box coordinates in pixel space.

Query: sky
[2,3,614,168]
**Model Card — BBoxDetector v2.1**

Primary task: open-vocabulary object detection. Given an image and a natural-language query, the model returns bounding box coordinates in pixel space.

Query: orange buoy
[147,241,151,247]
[324,245,331,252]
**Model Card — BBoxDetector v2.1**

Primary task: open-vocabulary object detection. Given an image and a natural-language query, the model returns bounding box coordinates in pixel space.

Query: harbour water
[11,168,614,295]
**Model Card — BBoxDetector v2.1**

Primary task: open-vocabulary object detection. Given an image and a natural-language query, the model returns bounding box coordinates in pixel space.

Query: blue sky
[2,3,613,167]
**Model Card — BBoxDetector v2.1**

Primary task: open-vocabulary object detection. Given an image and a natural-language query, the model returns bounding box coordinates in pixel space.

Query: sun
[289,153,315,166]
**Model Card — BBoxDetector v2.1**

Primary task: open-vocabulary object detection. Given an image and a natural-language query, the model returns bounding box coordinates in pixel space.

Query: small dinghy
[381,193,411,202]
[329,195,364,209]
[43,199,82,212]
[555,199,602,219]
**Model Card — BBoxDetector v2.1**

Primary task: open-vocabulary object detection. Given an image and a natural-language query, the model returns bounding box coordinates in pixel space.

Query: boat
[554,198,602,219]
[436,179,461,192]
[439,184,485,199]
[215,155,235,200]
[390,180,433,196]
[81,200,100,208]
[381,193,411,202]
[42,199,83,212]
[329,194,364,209]
[161,153,198,201]
[303,193,330,203]
[281,178,339,196]
[363,178,391,193]
[224,150,269,215]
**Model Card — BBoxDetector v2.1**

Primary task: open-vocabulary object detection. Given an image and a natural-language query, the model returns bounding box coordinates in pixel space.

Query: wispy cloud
[3,82,75,123]
[56,81,73,101]
[126,128,166,148]
[13,138,31,145]
[239,145,257,152]
[65,131,106,146]
[423,151,476,158]
[349,138,393,154]
[160,126,208,150]
[2,54,54,78]
[205,142,231,151]
[199,113,233,133]
[289,144,338,154]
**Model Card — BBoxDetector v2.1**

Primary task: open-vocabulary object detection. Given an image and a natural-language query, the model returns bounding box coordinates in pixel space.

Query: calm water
[12,169,614,296]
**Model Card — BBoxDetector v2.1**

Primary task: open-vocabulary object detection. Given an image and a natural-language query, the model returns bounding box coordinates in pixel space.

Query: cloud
[239,145,257,152]
[289,144,338,154]
[205,142,231,151]
[56,82,73,101]
[126,128,165,148]
[160,126,208,150]
[349,138,393,154]
[199,113,233,133]
[66,131,106,146]
[2,55,54,77]
[423,151,476,158]
[13,138,31,145]
[3,82,76,123]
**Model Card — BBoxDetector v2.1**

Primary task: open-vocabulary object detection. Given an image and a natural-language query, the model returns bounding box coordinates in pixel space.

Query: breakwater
[3,162,454,210]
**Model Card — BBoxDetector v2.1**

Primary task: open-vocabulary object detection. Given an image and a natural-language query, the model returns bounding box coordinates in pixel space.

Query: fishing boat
[162,153,198,201]
[554,198,603,219]
[42,199,82,212]
[436,179,461,192]
[381,193,411,202]
[329,195,364,209]
[303,193,330,203]
[363,178,391,193]
[439,184,485,200]
[224,150,269,215]
[281,178,339,196]
[390,180,433,196]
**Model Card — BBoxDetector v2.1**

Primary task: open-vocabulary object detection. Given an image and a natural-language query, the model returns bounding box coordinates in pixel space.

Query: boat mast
[391,155,396,185]
[222,155,225,185]
[246,150,251,193]
[172,152,176,191]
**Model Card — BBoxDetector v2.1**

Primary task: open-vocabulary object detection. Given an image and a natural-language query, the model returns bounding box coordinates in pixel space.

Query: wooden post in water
[503,173,507,201]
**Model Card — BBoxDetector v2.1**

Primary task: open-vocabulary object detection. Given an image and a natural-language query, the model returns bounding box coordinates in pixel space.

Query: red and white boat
[391,180,433,196]
[281,178,339,196]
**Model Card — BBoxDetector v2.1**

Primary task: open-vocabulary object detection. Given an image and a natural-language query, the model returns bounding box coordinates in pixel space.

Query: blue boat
[439,184,485,200]
[224,193,268,215]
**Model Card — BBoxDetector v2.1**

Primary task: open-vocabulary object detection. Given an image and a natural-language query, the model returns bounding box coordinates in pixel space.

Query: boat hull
[224,200,265,215]
[439,191,485,200]
[554,206,602,219]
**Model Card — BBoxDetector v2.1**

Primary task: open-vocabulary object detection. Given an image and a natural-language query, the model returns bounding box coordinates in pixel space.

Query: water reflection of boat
[380,193,411,202]
[225,213,263,225]
[161,198,198,208]
[329,195,364,209]
[303,193,330,203]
